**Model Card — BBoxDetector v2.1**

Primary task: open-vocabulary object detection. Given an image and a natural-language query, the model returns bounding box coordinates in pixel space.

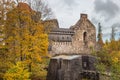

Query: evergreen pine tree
[97,23,104,48]
[111,26,115,41]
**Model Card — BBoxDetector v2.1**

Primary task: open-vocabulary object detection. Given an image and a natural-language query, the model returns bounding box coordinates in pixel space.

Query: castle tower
[71,14,96,54]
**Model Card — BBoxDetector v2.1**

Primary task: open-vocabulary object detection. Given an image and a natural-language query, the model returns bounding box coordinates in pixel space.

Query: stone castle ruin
[48,14,96,54]
[46,14,99,80]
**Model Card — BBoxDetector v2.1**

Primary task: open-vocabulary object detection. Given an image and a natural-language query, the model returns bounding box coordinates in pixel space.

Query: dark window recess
[59,58,62,69]
[83,32,87,44]
[82,56,89,70]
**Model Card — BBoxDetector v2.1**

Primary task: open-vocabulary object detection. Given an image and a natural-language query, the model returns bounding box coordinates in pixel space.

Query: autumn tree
[4,62,30,80]
[2,2,48,79]
[0,0,50,79]
[0,0,4,46]
[0,0,16,79]
[94,40,120,80]
[94,23,120,80]
[0,0,15,45]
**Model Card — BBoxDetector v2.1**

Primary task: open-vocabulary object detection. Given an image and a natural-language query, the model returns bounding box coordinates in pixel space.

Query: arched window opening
[83,32,87,44]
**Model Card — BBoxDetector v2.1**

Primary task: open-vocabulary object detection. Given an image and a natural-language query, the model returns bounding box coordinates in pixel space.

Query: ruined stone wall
[49,14,96,55]
[50,42,73,54]
[71,14,96,54]
[43,19,59,29]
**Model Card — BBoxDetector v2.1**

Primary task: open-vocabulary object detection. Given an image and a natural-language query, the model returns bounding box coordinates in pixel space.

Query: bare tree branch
[28,0,55,20]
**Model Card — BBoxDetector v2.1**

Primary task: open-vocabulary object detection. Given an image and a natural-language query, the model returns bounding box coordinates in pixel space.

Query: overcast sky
[46,0,120,40]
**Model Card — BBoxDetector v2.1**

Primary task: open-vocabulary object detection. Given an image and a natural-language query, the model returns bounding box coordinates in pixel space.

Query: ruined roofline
[43,19,58,22]
[49,32,74,35]
[87,19,96,29]
[43,19,59,28]
[70,13,96,29]
[53,53,95,56]
[51,28,74,32]
[70,13,88,29]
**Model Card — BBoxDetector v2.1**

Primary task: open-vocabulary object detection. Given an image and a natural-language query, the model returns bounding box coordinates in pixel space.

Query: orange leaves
[17,3,33,12]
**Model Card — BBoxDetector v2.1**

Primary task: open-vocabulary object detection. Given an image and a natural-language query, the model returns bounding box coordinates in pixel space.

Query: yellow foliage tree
[4,2,48,79]
[95,40,120,80]
[4,62,30,80]
[0,0,16,79]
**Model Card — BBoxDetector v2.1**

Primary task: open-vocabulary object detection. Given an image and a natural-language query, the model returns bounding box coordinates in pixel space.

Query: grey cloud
[111,23,120,32]
[111,23,120,38]
[112,23,120,27]
[94,0,119,21]
[63,0,78,7]
[91,18,99,25]
[100,23,120,32]
[103,23,120,35]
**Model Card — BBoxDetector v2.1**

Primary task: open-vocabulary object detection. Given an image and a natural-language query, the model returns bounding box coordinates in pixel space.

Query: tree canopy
[0,1,49,80]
